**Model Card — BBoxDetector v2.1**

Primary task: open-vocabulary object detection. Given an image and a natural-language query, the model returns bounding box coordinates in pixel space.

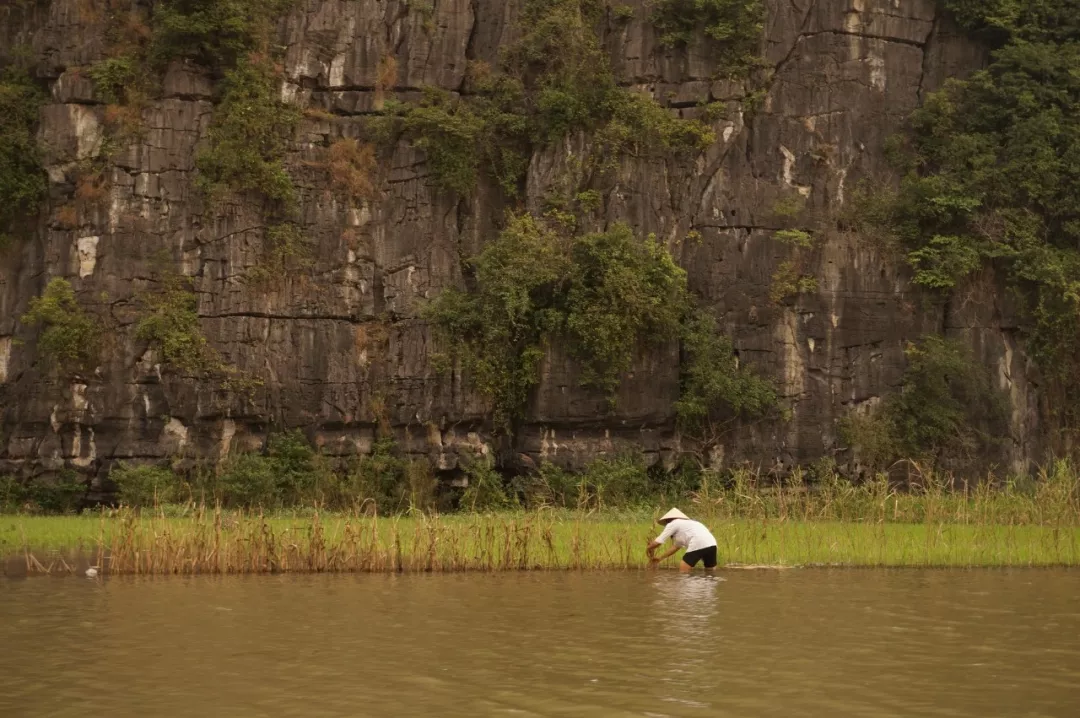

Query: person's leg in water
[702,545,719,574]
[680,547,704,572]
[681,546,718,573]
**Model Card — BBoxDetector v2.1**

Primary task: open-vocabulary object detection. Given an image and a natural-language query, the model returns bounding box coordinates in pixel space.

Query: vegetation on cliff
[894,1,1080,426]
[195,55,301,211]
[20,278,102,372]
[150,0,295,69]
[424,214,775,429]
[842,336,1010,473]
[650,0,765,68]
[375,0,737,196]
[0,65,46,248]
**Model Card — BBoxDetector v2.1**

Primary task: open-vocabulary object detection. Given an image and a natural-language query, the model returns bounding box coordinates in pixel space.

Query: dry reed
[7,505,1080,577]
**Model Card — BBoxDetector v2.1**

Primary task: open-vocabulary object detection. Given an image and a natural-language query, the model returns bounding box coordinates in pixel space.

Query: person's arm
[652,545,681,563]
[646,539,662,561]
[646,523,677,562]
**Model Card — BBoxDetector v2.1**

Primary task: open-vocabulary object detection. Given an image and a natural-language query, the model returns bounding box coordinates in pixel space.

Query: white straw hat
[658,508,689,524]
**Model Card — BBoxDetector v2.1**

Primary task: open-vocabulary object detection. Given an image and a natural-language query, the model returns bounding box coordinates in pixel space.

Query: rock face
[0,0,1038,493]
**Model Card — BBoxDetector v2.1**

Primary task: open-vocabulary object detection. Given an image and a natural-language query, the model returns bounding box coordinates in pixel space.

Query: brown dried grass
[75,170,108,204]
[56,205,79,229]
[328,139,377,200]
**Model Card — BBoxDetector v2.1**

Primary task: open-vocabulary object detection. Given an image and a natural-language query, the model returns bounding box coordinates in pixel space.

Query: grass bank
[5,461,1078,573]
[4,508,1078,575]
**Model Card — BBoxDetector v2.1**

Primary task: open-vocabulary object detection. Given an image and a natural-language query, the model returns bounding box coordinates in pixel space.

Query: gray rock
[0,0,1038,488]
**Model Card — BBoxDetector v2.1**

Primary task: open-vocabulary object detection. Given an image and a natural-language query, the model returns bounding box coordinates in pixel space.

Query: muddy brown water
[1,570,1078,717]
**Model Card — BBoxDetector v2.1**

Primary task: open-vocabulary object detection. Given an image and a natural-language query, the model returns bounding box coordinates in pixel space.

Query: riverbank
[4,508,1079,575]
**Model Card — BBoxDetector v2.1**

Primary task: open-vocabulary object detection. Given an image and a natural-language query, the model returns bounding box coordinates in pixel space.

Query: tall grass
[689,460,1080,526]
[3,460,1078,574]
[5,507,1079,575]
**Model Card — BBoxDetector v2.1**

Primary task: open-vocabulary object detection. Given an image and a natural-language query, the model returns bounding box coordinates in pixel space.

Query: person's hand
[649,557,660,568]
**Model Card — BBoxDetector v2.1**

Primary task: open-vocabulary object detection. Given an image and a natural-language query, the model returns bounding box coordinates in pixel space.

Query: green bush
[427,213,775,428]
[338,437,410,512]
[386,0,718,197]
[841,336,1009,471]
[582,454,651,507]
[87,55,140,104]
[511,462,584,507]
[424,213,570,426]
[21,278,102,370]
[894,3,1080,424]
[216,453,281,508]
[0,476,27,512]
[27,472,85,514]
[564,224,691,395]
[135,272,215,375]
[150,0,296,69]
[675,309,776,429]
[213,430,333,508]
[196,56,301,210]
[460,456,512,511]
[595,89,715,163]
[650,0,765,68]
[0,66,46,246]
[940,0,1080,43]
[1,473,86,514]
[267,430,331,505]
[111,463,182,507]
[399,88,489,195]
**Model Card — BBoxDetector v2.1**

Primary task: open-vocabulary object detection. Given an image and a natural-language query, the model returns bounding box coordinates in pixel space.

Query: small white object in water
[85,566,99,578]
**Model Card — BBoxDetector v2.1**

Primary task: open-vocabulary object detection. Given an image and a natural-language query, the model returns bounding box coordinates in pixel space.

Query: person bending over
[646,508,718,572]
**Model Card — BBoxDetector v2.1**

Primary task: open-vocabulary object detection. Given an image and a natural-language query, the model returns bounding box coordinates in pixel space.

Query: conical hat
[658,508,689,524]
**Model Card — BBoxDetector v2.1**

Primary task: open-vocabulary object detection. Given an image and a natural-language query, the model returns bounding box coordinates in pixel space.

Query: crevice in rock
[917,9,940,104]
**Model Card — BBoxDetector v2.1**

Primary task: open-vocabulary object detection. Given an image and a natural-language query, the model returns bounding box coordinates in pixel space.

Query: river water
[1,570,1078,717]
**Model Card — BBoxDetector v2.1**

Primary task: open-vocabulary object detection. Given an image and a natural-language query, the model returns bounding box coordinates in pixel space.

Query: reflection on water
[652,574,722,644]
[1,570,1079,717]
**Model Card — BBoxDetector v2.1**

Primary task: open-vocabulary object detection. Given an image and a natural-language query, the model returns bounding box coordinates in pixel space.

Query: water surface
[2,570,1078,716]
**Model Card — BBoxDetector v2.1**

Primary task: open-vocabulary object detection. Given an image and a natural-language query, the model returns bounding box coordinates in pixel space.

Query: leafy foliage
[196,56,301,210]
[246,222,312,285]
[395,87,505,195]
[150,0,296,69]
[426,213,775,428]
[563,224,686,395]
[0,66,46,245]
[20,278,102,371]
[383,0,719,196]
[134,270,241,382]
[941,0,1080,43]
[339,437,439,513]
[111,463,181,508]
[649,0,765,69]
[675,310,776,429]
[87,55,141,104]
[769,260,818,304]
[1,471,85,513]
[210,431,324,508]
[894,1,1080,424]
[842,336,1009,471]
[379,71,532,195]
[424,214,570,425]
[460,456,512,511]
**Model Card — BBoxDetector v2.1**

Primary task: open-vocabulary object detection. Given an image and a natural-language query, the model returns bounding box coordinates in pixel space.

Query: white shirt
[654,518,716,553]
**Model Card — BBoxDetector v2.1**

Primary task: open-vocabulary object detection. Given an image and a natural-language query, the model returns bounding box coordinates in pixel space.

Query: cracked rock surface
[1,0,1037,492]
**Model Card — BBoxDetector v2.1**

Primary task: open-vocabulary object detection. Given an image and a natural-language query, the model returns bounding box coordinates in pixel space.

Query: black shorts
[682,545,718,568]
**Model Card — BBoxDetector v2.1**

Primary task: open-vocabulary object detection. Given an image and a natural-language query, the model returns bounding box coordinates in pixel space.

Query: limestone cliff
[0,0,1035,494]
